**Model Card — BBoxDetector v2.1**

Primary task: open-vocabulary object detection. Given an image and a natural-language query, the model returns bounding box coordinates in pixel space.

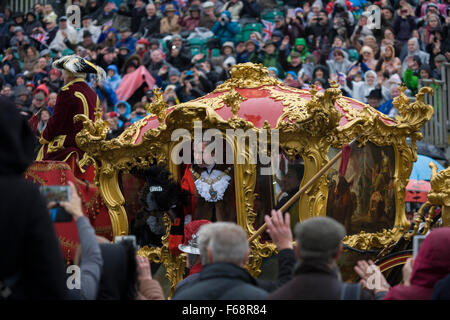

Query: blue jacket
[91,78,117,109]
[115,36,137,54]
[97,28,118,44]
[113,100,132,128]
[106,65,122,91]
[129,113,147,124]
[377,99,393,115]
[212,11,239,46]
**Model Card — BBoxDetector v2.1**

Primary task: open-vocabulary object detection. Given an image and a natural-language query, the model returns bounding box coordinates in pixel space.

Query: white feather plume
[52,55,106,81]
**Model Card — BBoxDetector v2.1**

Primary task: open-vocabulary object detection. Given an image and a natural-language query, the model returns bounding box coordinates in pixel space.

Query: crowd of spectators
[0,0,449,139]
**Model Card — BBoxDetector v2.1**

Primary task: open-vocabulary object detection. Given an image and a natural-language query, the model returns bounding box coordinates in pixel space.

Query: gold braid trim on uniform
[74,91,89,117]
[47,135,67,153]
[61,78,85,91]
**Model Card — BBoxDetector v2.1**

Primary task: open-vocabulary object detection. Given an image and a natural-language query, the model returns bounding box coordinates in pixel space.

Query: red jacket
[384,227,450,300]
[37,78,97,167]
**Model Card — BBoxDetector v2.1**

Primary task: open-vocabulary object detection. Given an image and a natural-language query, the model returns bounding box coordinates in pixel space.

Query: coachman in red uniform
[36,55,106,180]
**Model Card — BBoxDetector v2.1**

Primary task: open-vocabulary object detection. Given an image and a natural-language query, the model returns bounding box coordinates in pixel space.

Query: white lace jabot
[194,169,231,202]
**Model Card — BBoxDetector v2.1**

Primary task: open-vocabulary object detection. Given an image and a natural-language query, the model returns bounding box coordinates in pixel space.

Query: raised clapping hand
[265,210,293,250]
[401,257,414,286]
[136,255,152,280]
[354,260,391,294]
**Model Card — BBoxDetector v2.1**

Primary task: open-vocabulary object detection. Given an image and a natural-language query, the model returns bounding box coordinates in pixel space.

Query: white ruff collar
[194,169,231,202]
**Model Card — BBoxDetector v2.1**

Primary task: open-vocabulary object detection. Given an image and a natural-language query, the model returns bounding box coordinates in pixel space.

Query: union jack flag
[31,32,49,45]
[261,19,275,42]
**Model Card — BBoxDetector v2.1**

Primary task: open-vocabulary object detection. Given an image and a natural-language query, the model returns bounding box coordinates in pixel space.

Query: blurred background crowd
[0,0,449,138]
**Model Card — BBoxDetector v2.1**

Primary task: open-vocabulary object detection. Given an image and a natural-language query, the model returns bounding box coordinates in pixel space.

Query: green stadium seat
[261,11,284,23]
[211,48,221,57]
[191,47,201,56]
[241,23,263,42]
[189,37,206,48]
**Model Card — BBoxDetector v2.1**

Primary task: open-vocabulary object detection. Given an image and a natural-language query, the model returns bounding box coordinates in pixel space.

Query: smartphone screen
[40,186,73,223]
[288,9,295,18]
[40,185,71,203]
[412,235,427,258]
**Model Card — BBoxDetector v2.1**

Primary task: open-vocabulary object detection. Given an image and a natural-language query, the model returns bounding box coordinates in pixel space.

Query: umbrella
[405,179,431,203]
[409,155,445,181]
[417,141,448,161]
[116,65,155,101]
[406,139,448,161]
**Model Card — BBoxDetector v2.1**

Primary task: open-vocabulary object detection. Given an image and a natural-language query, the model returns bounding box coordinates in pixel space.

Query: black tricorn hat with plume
[52,55,106,81]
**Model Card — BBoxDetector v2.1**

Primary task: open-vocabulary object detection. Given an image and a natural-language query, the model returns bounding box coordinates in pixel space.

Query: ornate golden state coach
[75,63,449,295]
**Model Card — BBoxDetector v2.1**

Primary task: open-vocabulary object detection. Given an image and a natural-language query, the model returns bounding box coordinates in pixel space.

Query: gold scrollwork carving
[138,214,186,297]
[222,88,245,117]
[214,63,282,92]
[428,164,450,226]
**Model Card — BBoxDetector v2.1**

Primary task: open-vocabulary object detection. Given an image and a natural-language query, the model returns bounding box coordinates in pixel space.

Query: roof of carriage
[128,63,396,145]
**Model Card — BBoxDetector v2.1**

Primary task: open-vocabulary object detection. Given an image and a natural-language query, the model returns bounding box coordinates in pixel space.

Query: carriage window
[174,134,236,224]
[119,170,165,248]
[253,150,304,238]
[327,143,396,235]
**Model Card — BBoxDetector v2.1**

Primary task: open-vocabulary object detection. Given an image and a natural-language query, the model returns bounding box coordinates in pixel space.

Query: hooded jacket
[401,38,430,74]
[114,100,132,128]
[212,11,239,46]
[0,96,67,299]
[384,227,450,300]
[351,70,390,103]
[326,56,352,77]
[106,65,122,91]
[292,38,310,62]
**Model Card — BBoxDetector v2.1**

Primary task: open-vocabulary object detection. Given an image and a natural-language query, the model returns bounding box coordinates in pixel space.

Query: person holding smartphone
[48,182,103,300]
[392,6,417,45]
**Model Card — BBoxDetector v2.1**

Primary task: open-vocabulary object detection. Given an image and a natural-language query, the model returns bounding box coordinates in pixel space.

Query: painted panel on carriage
[327,143,396,235]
